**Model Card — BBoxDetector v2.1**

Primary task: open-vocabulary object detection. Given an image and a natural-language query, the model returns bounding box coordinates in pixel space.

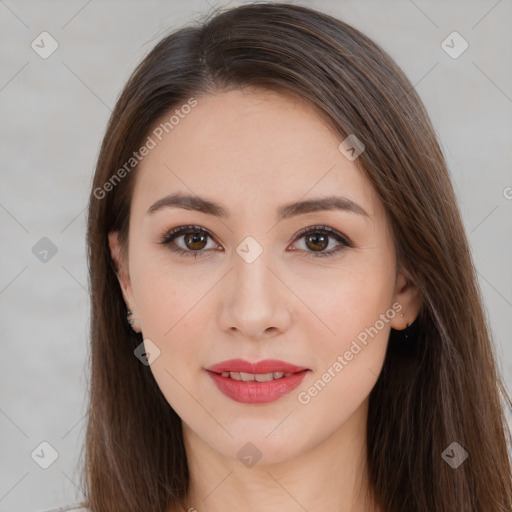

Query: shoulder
[38,505,91,512]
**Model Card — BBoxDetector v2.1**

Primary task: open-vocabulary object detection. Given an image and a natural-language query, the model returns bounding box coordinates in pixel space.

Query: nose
[217,246,293,340]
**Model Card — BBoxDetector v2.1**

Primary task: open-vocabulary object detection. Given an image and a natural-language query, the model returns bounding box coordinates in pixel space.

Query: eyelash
[158,224,354,259]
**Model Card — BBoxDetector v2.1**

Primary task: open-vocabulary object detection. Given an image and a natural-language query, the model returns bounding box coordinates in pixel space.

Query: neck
[179,398,379,512]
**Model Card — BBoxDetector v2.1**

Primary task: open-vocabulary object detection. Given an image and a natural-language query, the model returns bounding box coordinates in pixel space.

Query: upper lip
[206,359,309,374]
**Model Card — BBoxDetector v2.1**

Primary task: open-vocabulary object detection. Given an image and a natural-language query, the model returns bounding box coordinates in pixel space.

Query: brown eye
[292,225,353,259]
[160,225,218,258]
[183,232,208,251]
[160,224,353,260]
[304,232,329,252]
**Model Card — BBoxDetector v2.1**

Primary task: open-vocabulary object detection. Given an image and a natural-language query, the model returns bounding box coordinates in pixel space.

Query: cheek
[130,243,206,336]
[293,266,395,426]
[293,258,396,416]
[130,259,207,417]
[299,256,395,349]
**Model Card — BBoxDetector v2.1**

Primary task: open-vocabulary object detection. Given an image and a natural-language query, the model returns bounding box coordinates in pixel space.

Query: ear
[108,231,135,310]
[390,269,422,330]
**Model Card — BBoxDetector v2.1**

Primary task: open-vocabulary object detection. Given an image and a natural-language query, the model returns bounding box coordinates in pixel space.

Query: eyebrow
[146,192,370,220]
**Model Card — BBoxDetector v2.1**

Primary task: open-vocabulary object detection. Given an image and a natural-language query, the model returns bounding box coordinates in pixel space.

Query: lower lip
[206,370,309,404]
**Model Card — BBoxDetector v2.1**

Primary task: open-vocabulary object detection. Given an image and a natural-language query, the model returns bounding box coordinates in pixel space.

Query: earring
[400,312,410,340]
[126,309,134,326]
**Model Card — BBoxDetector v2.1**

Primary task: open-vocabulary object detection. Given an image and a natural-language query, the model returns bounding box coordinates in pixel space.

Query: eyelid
[291,225,354,248]
[159,224,215,245]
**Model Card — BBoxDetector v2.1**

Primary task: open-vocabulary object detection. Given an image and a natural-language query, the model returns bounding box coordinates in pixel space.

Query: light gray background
[1,0,511,510]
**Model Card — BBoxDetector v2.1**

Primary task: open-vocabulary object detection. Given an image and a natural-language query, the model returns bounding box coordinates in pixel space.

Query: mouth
[205,359,311,404]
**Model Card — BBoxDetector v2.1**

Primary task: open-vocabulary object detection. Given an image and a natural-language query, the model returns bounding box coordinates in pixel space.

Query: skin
[109,87,421,512]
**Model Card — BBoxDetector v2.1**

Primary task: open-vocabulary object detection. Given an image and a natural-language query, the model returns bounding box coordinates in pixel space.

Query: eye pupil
[306,233,328,251]
[185,232,207,250]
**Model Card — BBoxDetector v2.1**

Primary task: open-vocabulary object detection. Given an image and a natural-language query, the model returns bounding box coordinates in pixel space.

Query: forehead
[131,87,377,220]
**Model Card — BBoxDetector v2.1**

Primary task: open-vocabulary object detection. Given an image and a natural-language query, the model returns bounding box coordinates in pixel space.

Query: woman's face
[109,87,419,464]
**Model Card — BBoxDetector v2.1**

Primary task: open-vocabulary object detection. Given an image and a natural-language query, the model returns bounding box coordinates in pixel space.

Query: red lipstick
[205,359,310,404]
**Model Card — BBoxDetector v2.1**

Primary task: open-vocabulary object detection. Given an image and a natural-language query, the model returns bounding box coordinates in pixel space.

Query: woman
[47,2,512,511]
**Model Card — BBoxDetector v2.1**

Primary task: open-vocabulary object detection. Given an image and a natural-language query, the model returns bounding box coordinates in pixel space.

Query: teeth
[220,371,295,381]
[255,372,274,382]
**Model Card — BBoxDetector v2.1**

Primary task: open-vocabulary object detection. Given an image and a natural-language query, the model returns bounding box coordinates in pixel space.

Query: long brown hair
[83,3,512,511]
